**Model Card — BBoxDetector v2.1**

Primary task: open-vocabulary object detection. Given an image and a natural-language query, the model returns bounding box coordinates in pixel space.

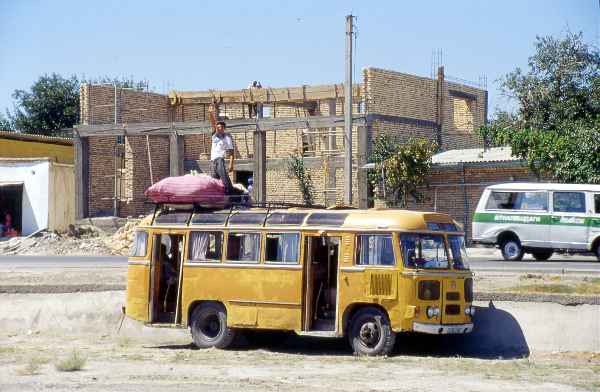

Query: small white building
[0,158,74,236]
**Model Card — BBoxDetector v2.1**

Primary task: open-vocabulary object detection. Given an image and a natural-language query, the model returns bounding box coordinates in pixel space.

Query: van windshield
[399,233,449,269]
[448,236,470,270]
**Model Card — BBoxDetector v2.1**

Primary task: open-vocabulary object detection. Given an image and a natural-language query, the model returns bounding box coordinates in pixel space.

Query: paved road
[0,255,126,270]
[0,254,599,274]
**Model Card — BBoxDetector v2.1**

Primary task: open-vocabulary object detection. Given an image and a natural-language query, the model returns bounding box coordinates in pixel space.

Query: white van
[472,183,600,261]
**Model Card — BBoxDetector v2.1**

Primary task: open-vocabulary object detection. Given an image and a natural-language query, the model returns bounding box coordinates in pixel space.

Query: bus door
[303,235,340,331]
[149,232,186,324]
[126,230,151,322]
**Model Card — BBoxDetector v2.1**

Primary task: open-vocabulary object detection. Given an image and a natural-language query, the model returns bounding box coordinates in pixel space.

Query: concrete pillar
[357,122,370,209]
[74,134,89,219]
[436,66,445,150]
[253,104,267,203]
[169,133,184,176]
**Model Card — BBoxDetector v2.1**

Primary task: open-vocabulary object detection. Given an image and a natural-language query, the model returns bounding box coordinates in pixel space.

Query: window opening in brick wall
[452,97,474,133]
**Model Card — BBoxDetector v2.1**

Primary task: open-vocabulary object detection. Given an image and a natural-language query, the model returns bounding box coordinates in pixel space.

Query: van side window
[130,231,148,257]
[594,194,600,214]
[227,232,261,263]
[553,192,586,213]
[189,231,222,262]
[356,234,395,266]
[486,191,547,211]
[265,233,300,263]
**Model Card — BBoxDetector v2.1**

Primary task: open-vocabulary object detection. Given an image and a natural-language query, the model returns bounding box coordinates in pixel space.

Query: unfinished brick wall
[363,67,485,152]
[82,84,171,217]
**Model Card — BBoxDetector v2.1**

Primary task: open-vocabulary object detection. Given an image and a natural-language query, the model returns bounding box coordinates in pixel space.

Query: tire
[190,303,236,349]
[500,238,524,261]
[531,249,553,261]
[596,245,600,262]
[348,307,396,356]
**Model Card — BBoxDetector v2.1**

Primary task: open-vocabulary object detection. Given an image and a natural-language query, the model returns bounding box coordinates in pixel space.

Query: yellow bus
[125,206,474,356]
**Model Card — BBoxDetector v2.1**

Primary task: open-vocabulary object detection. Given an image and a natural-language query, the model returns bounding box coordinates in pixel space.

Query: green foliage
[0,112,12,131]
[286,155,315,206]
[9,73,80,135]
[481,31,600,183]
[369,135,437,207]
[54,349,87,372]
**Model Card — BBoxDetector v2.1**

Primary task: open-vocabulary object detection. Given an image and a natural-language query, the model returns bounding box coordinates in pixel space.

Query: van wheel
[190,303,236,349]
[531,249,553,261]
[595,245,600,262]
[500,239,524,261]
[348,307,396,356]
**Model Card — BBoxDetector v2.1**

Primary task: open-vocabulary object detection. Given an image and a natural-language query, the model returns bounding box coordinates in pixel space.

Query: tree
[9,73,80,135]
[368,135,437,207]
[0,112,12,131]
[481,32,600,183]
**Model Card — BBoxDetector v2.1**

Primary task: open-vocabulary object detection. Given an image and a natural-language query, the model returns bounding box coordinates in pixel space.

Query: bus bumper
[413,322,473,335]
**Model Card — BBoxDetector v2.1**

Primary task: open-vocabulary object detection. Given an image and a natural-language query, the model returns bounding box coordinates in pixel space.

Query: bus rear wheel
[190,303,236,349]
[348,307,396,356]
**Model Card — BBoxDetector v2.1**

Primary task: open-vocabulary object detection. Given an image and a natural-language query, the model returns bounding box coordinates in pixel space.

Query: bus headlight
[464,306,476,316]
[426,306,440,319]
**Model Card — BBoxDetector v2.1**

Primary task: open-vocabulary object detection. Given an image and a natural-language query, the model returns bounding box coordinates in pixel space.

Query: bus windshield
[399,233,449,269]
[448,235,470,270]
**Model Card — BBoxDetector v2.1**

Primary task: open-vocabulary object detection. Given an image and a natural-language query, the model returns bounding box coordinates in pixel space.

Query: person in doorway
[210,121,236,195]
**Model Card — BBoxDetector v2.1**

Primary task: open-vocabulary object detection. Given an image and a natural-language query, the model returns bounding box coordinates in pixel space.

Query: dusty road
[1,291,599,392]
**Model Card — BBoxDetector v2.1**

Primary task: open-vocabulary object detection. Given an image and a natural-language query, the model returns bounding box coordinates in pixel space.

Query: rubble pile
[0,226,111,256]
[104,220,140,255]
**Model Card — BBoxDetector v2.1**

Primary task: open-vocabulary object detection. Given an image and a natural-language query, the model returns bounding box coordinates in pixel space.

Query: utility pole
[344,14,353,205]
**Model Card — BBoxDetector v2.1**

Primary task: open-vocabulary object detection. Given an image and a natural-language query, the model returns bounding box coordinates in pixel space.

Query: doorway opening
[0,184,23,237]
[305,236,339,331]
[151,233,184,324]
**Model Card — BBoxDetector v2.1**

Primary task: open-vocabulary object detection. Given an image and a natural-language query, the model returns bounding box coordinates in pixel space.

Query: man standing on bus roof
[210,120,235,195]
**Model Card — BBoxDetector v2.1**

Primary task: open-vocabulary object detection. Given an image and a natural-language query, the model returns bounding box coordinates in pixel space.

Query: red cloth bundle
[144,175,225,205]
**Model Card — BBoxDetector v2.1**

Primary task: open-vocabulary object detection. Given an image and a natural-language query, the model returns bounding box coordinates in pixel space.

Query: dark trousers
[211,158,235,195]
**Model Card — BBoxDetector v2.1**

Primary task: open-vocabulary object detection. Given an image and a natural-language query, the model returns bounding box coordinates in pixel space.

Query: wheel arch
[497,230,521,246]
[186,300,227,326]
[341,302,391,336]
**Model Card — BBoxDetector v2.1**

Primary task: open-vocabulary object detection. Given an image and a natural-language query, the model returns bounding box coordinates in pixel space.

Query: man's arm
[226,135,234,173]
[208,103,218,132]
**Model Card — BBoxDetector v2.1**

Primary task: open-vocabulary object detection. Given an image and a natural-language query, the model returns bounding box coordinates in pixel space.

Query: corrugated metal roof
[0,131,73,145]
[432,147,519,165]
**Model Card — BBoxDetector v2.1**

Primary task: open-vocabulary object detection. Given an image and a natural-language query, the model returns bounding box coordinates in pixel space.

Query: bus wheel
[500,239,524,261]
[348,307,396,356]
[190,303,236,349]
[531,249,553,261]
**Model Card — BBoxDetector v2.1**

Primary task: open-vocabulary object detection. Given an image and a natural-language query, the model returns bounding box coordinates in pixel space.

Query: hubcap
[359,321,380,347]
[505,242,519,258]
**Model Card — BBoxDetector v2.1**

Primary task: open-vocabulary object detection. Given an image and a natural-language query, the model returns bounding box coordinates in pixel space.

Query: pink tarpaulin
[145,175,226,205]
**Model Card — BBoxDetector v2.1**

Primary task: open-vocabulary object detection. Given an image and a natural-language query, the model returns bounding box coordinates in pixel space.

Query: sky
[1,0,599,119]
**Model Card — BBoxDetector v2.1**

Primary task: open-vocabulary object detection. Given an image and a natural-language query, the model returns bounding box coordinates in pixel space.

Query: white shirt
[210,133,234,161]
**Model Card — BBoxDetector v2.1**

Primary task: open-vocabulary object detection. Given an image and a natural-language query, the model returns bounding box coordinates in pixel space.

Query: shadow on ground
[152,303,529,360]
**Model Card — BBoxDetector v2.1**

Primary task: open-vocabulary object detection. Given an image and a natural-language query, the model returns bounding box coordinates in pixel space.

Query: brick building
[75,66,496,236]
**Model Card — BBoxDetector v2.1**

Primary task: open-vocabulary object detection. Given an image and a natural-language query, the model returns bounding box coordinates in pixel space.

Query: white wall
[0,160,49,235]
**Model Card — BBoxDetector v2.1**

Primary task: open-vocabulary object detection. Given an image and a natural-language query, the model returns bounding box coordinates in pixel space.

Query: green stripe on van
[473,212,600,227]
[473,213,551,225]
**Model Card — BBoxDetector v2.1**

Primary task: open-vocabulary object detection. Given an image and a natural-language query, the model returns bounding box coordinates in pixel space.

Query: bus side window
[226,232,261,263]
[356,234,395,266]
[188,231,223,262]
[265,233,300,264]
[130,231,148,257]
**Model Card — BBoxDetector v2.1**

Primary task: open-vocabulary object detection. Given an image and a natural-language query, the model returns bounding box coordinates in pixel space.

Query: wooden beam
[76,115,366,137]
[169,84,363,105]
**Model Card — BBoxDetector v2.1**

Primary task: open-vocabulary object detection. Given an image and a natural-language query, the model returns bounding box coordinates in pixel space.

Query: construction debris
[0,219,142,256]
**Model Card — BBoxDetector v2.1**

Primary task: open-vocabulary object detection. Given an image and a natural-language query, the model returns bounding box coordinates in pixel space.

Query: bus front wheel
[190,303,236,349]
[348,307,396,356]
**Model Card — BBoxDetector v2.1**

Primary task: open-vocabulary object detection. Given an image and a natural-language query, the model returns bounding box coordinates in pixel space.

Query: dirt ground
[0,291,599,392]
